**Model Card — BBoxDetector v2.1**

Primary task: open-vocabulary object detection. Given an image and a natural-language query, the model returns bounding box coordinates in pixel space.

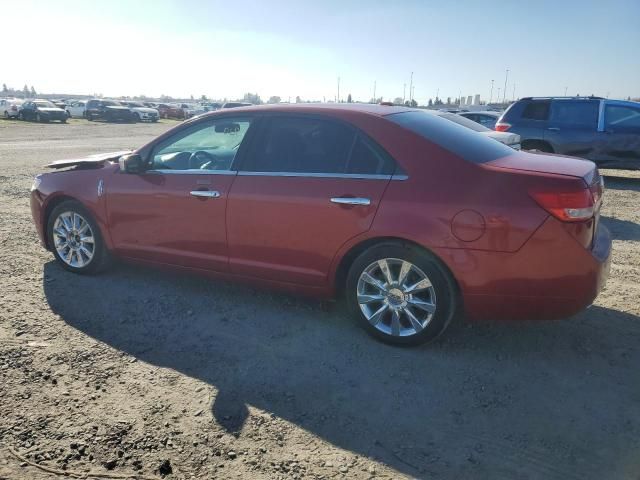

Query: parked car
[51,100,67,110]
[122,101,159,122]
[202,102,222,112]
[1,98,24,118]
[432,111,521,149]
[496,96,640,169]
[30,104,610,346]
[222,102,253,109]
[156,103,185,119]
[179,103,205,119]
[66,100,87,118]
[85,99,136,122]
[19,100,67,122]
[458,111,500,129]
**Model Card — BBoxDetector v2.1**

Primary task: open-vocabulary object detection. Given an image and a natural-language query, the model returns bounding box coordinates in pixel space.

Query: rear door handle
[330,197,370,206]
[190,190,221,198]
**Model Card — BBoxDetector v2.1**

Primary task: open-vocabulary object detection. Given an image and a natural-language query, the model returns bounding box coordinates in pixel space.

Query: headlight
[31,175,42,192]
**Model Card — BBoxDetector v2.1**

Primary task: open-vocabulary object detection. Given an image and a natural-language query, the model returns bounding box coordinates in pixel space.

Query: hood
[131,107,158,114]
[38,107,65,113]
[484,150,596,180]
[482,131,520,145]
[46,150,132,169]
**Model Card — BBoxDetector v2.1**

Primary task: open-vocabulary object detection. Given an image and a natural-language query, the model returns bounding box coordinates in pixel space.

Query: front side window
[151,118,251,171]
[241,116,396,175]
[549,101,598,128]
[605,105,640,132]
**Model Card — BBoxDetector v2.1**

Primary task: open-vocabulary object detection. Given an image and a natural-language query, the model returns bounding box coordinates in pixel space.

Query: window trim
[234,112,401,178]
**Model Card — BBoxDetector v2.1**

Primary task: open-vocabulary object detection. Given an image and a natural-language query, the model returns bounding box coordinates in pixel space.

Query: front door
[227,115,396,286]
[106,116,254,271]
[543,99,599,158]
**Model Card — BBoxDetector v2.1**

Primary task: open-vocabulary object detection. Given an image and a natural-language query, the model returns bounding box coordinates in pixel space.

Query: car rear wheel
[35,113,41,122]
[47,201,110,274]
[346,243,459,346]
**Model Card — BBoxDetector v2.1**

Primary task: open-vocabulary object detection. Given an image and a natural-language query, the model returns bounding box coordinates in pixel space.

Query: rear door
[596,102,640,169]
[543,100,599,158]
[227,114,395,286]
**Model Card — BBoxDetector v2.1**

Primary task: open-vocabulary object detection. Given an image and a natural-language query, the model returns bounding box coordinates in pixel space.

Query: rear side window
[521,101,550,120]
[605,104,640,132]
[549,101,598,128]
[388,111,514,164]
[242,116,395,175]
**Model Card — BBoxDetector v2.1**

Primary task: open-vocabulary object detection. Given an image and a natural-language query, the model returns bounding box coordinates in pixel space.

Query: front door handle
[190,190,221,198]
[547,127,560,131]
[330,197,371,206]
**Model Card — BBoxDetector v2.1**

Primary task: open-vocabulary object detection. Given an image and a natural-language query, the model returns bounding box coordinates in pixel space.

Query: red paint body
[30,104,612,321]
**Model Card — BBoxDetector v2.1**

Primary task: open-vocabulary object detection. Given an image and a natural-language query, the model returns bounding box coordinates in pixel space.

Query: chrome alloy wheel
[52,211,95,268]
[357,258,437,337]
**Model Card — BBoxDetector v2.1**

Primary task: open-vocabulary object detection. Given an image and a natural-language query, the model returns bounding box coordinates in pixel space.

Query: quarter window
[151,118,252,171]
[521,101,550,121]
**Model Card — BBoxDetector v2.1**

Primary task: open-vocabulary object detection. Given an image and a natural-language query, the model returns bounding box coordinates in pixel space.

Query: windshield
[102,101,121,106]
[34,101,56,108]
[128,102,144,107]
[388,110,514,164]
[437,112,490,132]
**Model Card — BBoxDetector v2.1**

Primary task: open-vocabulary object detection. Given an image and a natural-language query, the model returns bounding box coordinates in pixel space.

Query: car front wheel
[47,201,110,274]
[346,243,459,346]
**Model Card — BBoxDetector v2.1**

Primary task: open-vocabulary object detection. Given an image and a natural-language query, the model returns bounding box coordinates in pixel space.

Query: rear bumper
[436,217,612,321]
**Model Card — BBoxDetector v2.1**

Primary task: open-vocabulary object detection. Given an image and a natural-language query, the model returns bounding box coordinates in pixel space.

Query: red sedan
[30,104,611,345]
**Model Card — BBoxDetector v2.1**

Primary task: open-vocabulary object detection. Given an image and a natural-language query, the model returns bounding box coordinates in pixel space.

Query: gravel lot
[1,118,639,480]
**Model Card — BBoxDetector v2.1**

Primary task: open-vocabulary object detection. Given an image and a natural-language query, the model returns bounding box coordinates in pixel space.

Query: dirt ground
[0,118,639,480]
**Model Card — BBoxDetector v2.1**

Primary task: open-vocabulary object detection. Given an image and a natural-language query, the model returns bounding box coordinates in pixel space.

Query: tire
[345,242,459,346]
[61,118,67,124]
[87,113,92,121]
[18,112,24,120]
[3,111,8,118]
[135,113,141,122]
[522,140,553,153]
[47,200,111,274]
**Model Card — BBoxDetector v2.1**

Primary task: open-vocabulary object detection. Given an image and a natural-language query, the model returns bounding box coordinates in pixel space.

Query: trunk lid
[484,150,595,180]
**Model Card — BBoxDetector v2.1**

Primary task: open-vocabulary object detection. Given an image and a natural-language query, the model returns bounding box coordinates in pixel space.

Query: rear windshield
[436,112,490,132]
[387,111,514,164]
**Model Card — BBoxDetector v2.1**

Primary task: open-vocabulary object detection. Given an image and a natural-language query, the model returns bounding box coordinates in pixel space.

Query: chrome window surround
[144,170,408,180]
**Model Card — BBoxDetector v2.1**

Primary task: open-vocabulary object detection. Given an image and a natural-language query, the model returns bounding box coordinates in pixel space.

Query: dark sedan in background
[85,99,136,123]
[19,100,68,123]
[496,97,640,169]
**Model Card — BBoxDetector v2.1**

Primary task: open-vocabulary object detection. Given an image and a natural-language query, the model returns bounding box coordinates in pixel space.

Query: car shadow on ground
[602,174,640,192]
[600,216,640,241]
[43,261,640,479]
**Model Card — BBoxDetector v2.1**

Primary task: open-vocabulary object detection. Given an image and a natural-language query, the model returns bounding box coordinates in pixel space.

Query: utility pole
[489,79,494,104]
[411,86,415,105]
[409,72,414,103]
[497,87,501,104]
[436,88,439,104]
[512,83,516,102]
[373,80,376,103]
[502,69,509,104]
[403,83,406,103]
[458,90,462,106]
[564,86,568,96]
[337,77,340,103]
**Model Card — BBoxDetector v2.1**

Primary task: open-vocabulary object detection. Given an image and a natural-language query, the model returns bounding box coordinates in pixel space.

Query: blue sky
[5,0,640,102]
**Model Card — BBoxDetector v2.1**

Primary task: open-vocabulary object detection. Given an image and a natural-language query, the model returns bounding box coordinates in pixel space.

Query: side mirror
[119,153,146,174]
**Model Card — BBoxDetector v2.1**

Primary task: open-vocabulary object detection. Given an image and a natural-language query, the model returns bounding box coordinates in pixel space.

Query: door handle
[330,197,371,206]
[190,190,221,198]
[547,127,560,131]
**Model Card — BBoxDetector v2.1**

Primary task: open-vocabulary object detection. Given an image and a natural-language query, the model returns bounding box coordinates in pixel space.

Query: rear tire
[522,140,553,153]
[47,200,111,274]
[345,242,460,346]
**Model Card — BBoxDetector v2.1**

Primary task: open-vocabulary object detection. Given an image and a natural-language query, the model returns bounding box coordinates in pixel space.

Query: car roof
[206,103,416,117]
[459,111,500,116]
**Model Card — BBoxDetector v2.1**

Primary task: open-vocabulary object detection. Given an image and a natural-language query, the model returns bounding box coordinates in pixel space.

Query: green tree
[30,86,36,96]
[428,98,433,107]
[2,84,7,93]
[295,96,302,103]
[200,94,208,101]
[410,99,418,107]
[267,96,281,104]
[393,97,403,105]
[446,96,451,105]
[23,84,29,97]
[347,93,352,103]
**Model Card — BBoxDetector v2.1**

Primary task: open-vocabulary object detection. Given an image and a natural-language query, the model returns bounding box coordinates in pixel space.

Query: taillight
[529,188,595,222]
[495,122,511,132]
